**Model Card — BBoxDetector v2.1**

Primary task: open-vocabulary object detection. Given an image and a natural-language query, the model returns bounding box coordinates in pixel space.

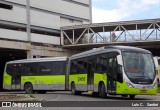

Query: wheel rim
[27,86,31,92]
[26,85,31,93]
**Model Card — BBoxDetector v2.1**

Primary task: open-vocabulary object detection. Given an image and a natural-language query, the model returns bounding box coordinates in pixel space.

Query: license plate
[140,90,147,93]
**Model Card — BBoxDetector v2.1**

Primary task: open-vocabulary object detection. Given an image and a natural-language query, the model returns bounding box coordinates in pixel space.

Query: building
[0,0,92,90]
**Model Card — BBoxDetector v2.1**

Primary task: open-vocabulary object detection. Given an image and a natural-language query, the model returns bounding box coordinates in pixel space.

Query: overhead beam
[62,30,73,44]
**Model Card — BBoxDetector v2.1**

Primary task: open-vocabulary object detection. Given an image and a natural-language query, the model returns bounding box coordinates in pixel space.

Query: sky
[92,0,160,23]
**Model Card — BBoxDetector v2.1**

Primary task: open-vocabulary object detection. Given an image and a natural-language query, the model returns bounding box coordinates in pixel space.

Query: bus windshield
[122,52,156,84]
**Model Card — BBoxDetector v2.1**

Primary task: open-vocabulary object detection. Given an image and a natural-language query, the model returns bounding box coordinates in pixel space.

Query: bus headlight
[125,80,134,88]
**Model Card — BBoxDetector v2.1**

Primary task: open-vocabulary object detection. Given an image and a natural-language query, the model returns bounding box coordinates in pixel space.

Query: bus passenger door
[107,53,118,94]
[87,61,94,91]
[12,64,23,90]
[107,76,116,94]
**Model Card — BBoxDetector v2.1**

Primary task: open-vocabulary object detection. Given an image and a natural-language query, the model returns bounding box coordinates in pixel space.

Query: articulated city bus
[3,57,67,93]
[3,46,158,99]
[67,46,158,99]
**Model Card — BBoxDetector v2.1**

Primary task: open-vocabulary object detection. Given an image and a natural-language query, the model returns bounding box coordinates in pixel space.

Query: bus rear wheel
[99,83,106,99]
[24,83,33,94]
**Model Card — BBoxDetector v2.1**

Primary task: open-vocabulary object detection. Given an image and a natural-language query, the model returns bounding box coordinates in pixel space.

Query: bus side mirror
[117,65,123,83]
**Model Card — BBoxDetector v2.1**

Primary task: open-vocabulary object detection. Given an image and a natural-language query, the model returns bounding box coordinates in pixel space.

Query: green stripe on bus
[3,73,12,86]
[21,75,65,85]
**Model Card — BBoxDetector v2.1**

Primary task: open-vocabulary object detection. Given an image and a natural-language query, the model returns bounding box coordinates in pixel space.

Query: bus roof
[6,57,67,64]
[70,46,151,59]
[104,46,151,53]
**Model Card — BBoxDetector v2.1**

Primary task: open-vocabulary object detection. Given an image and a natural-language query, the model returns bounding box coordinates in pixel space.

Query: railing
[61,19,160,46]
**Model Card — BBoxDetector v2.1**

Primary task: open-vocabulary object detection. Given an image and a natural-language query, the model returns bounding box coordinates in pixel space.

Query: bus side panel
[94,73,107,92]
[116,81,157,95]
[3,73,12,90]
[69,74,87,91]
[21,75,65,90]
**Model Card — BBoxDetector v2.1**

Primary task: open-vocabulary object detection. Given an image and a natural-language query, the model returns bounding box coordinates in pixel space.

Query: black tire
[129,95,135,99]
[24,83,33,94]
[99,83,106,99]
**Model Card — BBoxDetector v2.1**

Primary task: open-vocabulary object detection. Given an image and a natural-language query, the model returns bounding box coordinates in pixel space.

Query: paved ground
[0,91,159,110]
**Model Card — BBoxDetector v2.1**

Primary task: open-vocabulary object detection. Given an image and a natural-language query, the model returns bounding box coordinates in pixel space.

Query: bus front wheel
[24,83,33,94]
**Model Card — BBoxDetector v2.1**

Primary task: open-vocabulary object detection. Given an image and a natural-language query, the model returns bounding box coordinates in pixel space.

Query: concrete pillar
[26,0,32,59]
[27,50,33,59]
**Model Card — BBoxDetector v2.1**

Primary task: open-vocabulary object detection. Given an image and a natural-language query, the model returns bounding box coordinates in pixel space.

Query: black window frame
[70,58,88,74]
[38,61,53,75]
[52,61,66,75]
[6,64,12,76]
[25,62,38,76]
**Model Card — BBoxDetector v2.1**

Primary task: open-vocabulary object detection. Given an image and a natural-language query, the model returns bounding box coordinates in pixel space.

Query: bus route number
[78,77,85,82]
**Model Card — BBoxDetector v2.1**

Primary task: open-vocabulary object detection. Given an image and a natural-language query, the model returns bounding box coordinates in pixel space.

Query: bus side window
[70,59,88,74]
[52,61,66,75]
[61,61,66,75]
[12,64,18,76]
[16,63,24,76]
[77,58,88,74]
[99,58,107,73]
[38,62,52,75]
[70,60,77,74]
[6,64,12,75]
[26,63,38,76]
[96,54,108,74]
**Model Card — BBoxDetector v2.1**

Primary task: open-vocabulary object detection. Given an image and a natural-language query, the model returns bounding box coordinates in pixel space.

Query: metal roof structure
[61,18,160,50]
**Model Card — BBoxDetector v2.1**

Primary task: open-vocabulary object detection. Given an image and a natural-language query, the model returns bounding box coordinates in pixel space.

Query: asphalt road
[33,91,160,101]
[1,91,159,101]
[0,91,160,110]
